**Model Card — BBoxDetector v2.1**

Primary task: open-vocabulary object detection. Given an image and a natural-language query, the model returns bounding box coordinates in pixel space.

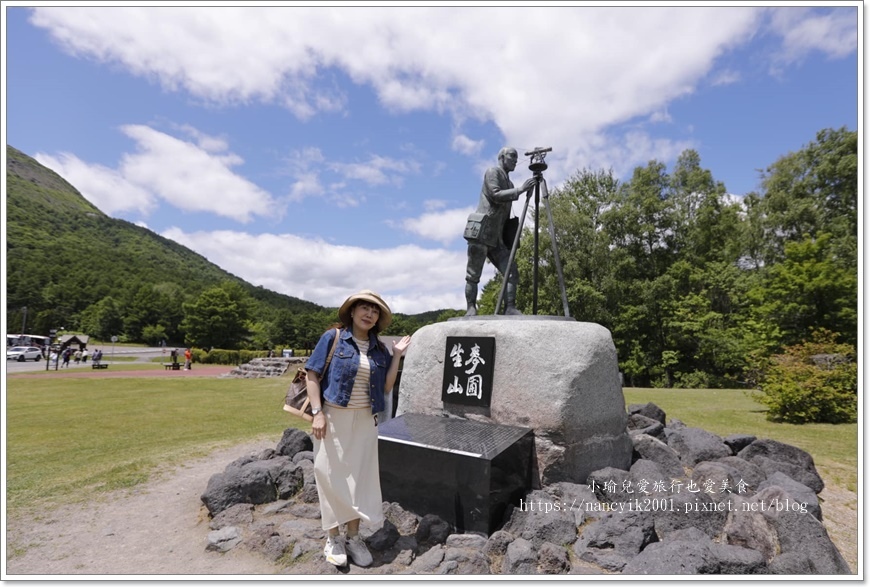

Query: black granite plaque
[441,336,495,407]
[378,413,535,535]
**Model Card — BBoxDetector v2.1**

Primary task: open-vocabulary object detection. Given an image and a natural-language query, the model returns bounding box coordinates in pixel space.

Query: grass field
[623,388,858,492]
[21,362,170,374]
[6,378,857,518]
[6,374,305,514]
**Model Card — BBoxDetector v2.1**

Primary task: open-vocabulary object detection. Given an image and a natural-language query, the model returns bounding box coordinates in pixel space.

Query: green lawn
[6,379,856,519]
[19,362,168,374]
[623,388,858,492]
[6,375,308,514]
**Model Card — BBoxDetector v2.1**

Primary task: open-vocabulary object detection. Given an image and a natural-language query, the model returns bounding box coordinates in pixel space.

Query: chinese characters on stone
[441,336,495,407]
[447,342,486,400]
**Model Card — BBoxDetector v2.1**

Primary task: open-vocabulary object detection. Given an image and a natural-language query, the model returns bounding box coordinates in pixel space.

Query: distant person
[184,348,192,370]
[74,349,82,365]
[50,350,58,366]
[61,347,71,368]
[305,290,411,568]
[170,348,178,364]
[82,348,89,363]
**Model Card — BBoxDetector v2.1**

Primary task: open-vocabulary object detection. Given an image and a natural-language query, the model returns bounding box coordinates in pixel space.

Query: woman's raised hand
[392,335,412,357]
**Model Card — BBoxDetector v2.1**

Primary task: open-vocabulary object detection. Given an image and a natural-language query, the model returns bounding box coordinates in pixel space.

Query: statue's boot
[465,282,478,316]
[504,282,523,316]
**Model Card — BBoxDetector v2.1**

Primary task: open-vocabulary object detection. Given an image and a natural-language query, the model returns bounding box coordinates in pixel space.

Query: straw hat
[338,290,393,331]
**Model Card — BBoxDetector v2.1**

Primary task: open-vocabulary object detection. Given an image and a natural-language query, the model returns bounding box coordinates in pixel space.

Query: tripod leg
[495,191,533,314]
[541,178,571,317]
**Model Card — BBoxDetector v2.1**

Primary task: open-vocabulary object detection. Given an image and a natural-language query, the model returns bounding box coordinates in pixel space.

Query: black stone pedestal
[378,413,535,535]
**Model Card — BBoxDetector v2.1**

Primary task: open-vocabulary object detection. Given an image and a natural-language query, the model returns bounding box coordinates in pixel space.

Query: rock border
[199,404,851,575]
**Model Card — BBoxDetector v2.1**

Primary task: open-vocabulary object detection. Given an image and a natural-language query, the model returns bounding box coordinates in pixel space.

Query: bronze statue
[463,147,537,316]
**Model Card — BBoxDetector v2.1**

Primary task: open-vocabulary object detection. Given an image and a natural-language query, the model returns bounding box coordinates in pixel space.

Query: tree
[78,297,125,341]
[141,324,168,347]
[531,167,620,323]
[756,127,857,265]
[669,150,742,265]
[748,233,858,347]
[180,286,250,349]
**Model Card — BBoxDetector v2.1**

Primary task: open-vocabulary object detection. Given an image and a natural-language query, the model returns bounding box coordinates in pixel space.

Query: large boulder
[737,439,824,493]
[501,489,577,549]
[667,427,731,466]
[758,472,822,521]
[396,319,632,484]
[631,434,685,478]
[574,509,657,571]
[201,457,302,515]
[621,528,766,575]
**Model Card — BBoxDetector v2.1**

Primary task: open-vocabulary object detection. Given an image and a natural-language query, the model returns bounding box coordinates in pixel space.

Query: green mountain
[5,145,322,340]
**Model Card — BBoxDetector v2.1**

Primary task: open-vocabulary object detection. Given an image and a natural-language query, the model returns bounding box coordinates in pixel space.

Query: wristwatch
[311,407,322,416]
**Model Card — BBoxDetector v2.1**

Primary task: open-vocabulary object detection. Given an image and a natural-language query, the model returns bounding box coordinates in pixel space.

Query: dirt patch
[819,485,859,573]
[5,439,283,577]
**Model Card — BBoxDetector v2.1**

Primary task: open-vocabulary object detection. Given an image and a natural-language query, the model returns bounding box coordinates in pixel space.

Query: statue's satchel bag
[464,212,494,243]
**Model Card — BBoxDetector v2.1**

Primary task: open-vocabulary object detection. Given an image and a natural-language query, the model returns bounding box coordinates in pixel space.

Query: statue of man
[463,147,537,316]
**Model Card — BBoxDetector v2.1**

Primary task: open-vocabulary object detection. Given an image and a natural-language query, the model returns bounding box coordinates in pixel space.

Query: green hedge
[167,348,313,365]
[191,349,271,365]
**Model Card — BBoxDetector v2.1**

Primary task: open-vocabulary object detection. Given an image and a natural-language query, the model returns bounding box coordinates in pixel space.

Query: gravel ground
[5,439,283,578]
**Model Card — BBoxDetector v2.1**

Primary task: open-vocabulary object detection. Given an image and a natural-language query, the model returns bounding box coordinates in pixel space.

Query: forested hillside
[5,145,450,350]
[5,145,325,345]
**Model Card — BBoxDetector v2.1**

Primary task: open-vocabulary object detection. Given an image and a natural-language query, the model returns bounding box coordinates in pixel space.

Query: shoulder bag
[283,328,340,422]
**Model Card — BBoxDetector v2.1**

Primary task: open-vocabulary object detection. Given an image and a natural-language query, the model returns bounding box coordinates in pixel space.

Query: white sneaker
[345,534,373,567]
[324,535,347,567]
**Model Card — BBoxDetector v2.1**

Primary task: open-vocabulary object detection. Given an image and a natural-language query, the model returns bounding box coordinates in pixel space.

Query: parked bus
[7,334,51,349]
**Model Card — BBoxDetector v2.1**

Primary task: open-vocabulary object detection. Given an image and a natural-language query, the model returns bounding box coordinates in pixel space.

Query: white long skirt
[313,404,385,531]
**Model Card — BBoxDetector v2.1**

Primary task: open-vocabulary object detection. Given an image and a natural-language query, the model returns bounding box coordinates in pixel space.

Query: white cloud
[648,110,673,124]
[160,227,469,314]
[34,151,156,216]
[399,206,474,245]
[174,124,230,153]
[30,6,765,179]
[329,154,420,187]
[118,125,276,223]
[29,7,855,182]
[709,69,742,87]
[767,7,857,68]
[452,134,485,156]
[37,125,279,223]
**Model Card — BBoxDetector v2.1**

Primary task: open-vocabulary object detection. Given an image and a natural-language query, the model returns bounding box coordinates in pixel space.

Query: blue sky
[3,4,860,314]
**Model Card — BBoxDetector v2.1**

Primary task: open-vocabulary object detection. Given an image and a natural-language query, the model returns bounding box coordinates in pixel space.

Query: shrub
[192,348,271,365]
[752,330,857,424]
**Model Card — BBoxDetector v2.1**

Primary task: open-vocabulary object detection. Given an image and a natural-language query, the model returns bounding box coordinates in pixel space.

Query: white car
[7,346,44,362]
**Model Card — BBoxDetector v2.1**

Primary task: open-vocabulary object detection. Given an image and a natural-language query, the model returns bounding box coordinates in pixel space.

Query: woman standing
[305,290,411,568]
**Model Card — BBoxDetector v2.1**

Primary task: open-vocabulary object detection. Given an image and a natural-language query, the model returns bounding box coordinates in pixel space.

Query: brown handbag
[283,328,340,422]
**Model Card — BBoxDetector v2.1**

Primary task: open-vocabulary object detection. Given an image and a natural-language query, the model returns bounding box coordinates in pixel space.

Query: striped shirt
[345,336,372,408]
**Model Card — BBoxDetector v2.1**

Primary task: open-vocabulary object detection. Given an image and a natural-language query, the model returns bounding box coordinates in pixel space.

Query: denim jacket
[305,328,389,414]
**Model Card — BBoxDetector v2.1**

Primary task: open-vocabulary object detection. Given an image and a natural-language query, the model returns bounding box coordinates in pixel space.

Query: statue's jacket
[466,166,515,248]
